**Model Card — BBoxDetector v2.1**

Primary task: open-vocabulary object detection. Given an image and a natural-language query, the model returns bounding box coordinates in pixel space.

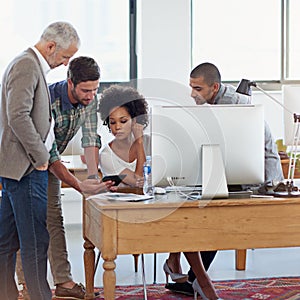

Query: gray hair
[40,21,80,50]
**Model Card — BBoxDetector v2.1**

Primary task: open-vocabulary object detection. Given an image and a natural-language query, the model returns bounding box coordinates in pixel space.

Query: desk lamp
[236,79,300,197]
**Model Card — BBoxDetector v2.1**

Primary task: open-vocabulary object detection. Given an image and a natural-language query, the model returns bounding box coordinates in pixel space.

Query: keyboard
[165,186,202,193]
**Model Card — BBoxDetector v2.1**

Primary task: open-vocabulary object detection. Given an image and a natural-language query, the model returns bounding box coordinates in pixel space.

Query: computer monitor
[151,104,265,197]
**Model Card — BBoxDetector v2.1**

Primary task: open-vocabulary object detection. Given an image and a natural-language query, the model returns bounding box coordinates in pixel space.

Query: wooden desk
[281,158,300,179]
[83,195,300,299]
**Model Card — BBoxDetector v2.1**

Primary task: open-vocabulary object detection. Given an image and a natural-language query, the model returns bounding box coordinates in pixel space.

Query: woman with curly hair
[98,85,150,187]
[98,85,221,300]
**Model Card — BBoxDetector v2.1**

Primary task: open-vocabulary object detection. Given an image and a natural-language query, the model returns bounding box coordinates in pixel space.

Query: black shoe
[165,281,194,296]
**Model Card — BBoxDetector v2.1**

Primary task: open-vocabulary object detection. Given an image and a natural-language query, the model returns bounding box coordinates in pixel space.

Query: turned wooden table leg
[103,258,116,300]
[84,239,95,300]
[235,249,247,270]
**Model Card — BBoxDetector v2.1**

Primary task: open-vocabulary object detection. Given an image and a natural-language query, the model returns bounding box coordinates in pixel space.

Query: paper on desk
[87,192,154,202]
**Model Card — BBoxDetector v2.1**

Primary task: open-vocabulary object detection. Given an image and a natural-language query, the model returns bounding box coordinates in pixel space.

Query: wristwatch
[87,174,100,180]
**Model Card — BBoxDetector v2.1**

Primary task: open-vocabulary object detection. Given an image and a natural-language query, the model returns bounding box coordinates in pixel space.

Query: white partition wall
[251,91,284,141]
[136,0,191,86]
[282,85,300,146]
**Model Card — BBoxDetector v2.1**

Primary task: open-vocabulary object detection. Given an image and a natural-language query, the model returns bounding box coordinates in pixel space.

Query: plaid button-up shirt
[48,80,101,164]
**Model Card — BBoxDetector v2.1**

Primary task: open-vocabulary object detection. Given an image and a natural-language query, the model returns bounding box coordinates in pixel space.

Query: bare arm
[120,122,146,187]
[132,121,146,177]
[48,160,82,192]
[49,160,113,194]
[84,146,100,177]
[133,136,146,177]
[119,139,145,188]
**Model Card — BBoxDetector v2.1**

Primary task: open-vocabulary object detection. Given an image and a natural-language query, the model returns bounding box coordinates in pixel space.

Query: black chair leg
[153,253,157,284]
[94,250,101,276]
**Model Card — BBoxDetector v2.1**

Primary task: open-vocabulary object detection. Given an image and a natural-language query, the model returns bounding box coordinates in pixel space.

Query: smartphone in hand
[102,174,127,186]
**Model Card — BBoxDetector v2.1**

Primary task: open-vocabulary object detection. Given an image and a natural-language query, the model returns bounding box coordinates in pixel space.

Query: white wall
[64,1,287,153]
[137,0,191,86]
[252,91,284,141]
[135,0,285,143]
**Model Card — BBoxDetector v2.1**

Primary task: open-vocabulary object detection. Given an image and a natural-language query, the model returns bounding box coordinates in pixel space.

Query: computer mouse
[154,187,167,194]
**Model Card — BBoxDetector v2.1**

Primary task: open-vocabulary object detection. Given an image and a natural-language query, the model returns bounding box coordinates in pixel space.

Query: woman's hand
[132,120,144,140]
[135,176,144,188]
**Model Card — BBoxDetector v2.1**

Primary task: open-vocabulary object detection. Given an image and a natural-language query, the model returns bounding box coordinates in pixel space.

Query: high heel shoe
[192,279,209,300]
[192,279,223,300]
[163,260,188,283]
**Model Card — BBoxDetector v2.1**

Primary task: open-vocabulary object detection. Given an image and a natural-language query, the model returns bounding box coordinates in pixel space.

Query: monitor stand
[201,144,229,199]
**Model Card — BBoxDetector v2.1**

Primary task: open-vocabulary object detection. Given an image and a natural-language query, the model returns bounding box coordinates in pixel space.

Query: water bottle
[143,156,153,195]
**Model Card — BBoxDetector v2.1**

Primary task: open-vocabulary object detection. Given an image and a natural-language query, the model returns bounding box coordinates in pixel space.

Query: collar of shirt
[49,80,84,110]
[213,84,226,104]
[30,46,51,76]
[213,83,250,105]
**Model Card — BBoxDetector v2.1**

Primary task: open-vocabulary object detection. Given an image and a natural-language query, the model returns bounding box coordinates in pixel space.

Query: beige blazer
[0,48,51,180]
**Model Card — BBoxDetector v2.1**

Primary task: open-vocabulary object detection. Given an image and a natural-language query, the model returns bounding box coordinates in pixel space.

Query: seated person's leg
[166,250,218,296]
[188,250,218,280]
[183,251,219,299]
[163,252,188,283]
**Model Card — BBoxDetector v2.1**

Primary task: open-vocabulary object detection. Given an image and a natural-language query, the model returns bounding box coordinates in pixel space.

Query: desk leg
[84,240,95,300]
[235,249,247,270]
[103,258,116,300]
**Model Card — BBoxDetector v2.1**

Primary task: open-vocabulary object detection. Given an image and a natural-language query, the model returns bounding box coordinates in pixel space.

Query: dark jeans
[188,250,218,282]
[0,170,52,300]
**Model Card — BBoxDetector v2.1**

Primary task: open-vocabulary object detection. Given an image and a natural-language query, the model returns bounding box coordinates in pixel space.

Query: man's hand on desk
[48,160,117,194]
[79,179,116,195]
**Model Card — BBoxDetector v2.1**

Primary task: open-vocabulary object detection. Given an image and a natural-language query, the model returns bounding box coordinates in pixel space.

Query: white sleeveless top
[99,134,150,176]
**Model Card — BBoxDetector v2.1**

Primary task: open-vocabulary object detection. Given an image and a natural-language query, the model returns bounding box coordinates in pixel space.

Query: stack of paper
[87,192,153,202]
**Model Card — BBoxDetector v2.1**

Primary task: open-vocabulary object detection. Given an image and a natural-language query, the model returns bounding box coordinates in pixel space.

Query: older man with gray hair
[0,21,80,300]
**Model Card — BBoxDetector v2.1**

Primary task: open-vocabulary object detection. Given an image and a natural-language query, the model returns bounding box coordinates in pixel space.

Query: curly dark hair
[98,85,149,129]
